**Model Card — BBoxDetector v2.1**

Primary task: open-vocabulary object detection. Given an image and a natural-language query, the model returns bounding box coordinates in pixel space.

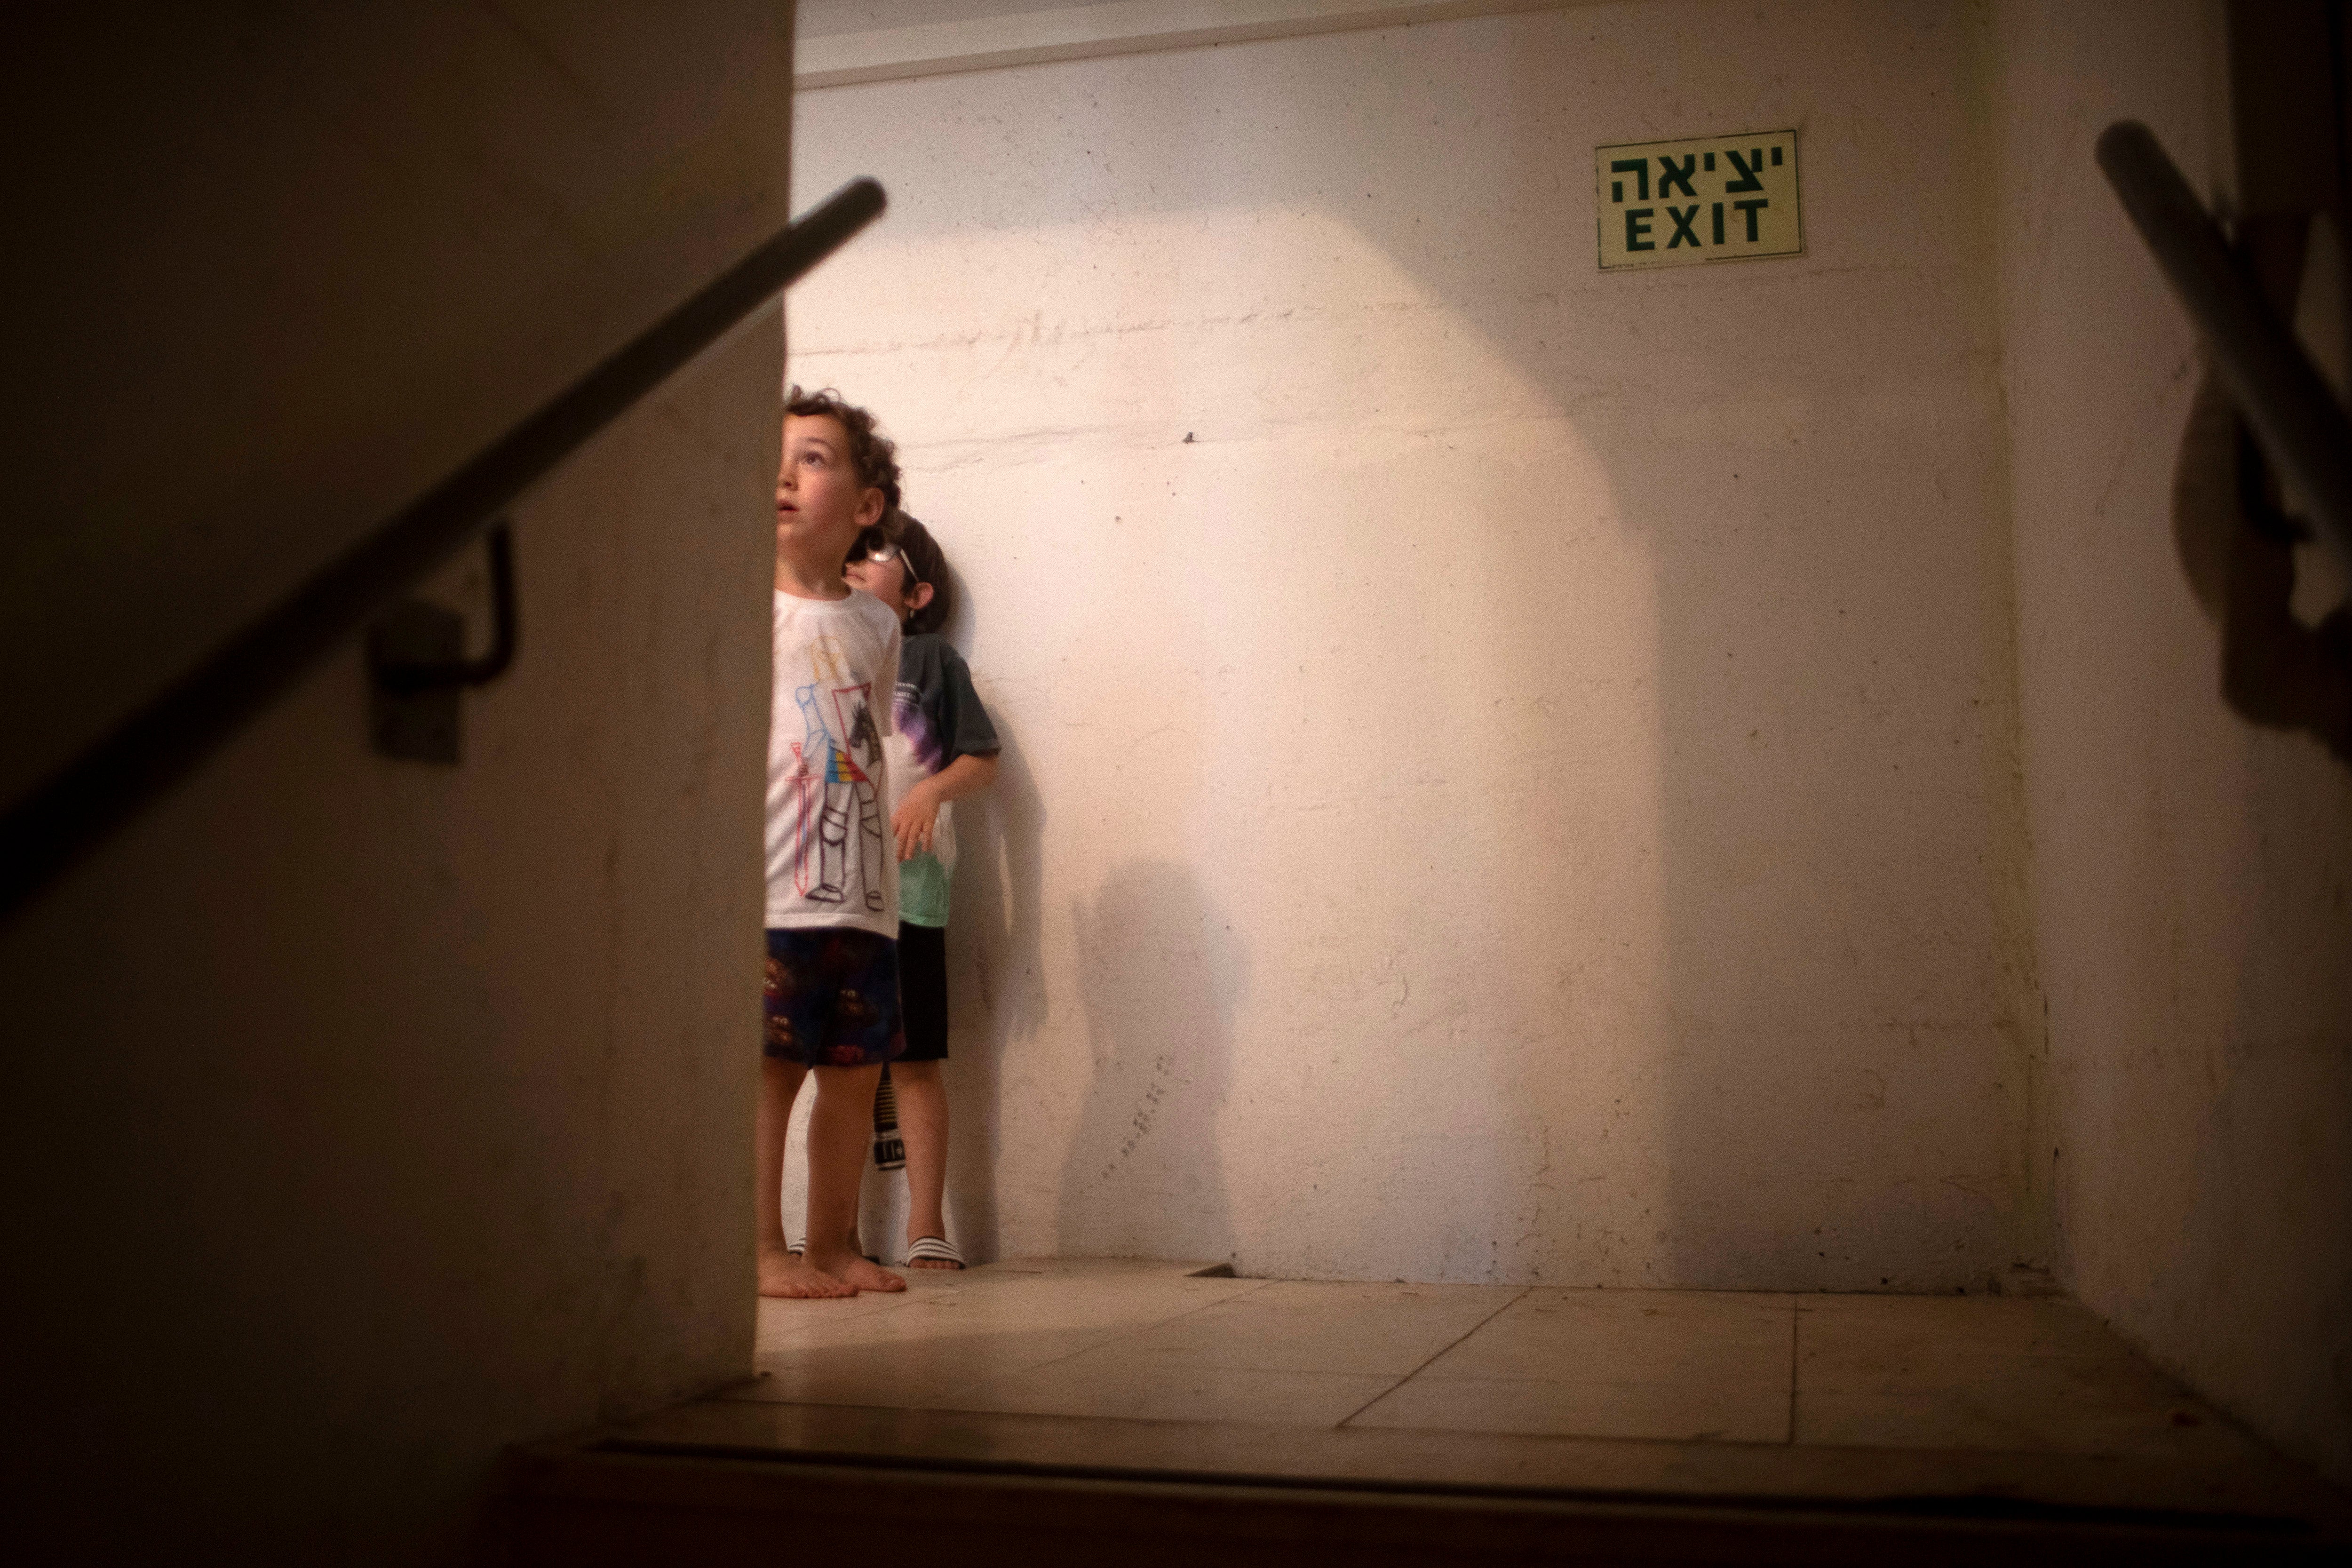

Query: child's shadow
[930,658,1046,1265]
[1056,861,1245,1266]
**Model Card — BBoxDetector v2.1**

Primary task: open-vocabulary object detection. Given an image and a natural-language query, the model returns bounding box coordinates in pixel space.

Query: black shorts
[897,921,949,1062]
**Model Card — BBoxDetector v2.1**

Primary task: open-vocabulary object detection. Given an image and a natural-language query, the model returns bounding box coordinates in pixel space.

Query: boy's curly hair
[785,385,902,515]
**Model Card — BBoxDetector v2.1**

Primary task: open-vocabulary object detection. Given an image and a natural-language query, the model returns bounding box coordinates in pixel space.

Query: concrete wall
[790,0,2045,1291]
[0,5,790,1557]
[1991,0,2352,1483]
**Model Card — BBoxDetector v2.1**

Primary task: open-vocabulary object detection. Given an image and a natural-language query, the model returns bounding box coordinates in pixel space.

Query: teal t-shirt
[889,632,999,929]
[898,850,954,930]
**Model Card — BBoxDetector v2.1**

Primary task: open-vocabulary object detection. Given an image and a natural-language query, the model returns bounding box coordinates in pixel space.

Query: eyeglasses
[848,539,921,585]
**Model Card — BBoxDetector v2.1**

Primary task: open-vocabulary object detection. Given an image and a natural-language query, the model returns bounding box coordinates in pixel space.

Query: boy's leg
[757,1058,855,1298]
[892,922,956,1263]
[803,1062,905,1293]
[839,1067,904,1256]
[894,1059,954,1263]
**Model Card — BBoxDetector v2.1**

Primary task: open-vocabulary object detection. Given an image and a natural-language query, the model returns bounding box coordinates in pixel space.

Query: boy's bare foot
[806,1245,905,1293]
[759,1244,856,1298]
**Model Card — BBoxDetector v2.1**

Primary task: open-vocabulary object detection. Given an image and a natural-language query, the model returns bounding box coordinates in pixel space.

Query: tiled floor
[611,1258,2347,1530]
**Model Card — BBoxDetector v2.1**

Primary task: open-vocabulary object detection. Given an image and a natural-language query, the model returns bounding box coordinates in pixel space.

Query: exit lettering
[1597,131,1802,271]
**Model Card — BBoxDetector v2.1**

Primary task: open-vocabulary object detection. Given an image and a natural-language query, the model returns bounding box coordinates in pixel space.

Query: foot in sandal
[906,1234,965,1270]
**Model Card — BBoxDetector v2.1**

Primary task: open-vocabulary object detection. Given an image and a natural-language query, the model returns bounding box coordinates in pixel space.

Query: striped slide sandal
[787,1234,882,1264]
[905,1235,965,1270]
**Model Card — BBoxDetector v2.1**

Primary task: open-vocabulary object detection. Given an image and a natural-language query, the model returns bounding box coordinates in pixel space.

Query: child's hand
[893,783,941,861]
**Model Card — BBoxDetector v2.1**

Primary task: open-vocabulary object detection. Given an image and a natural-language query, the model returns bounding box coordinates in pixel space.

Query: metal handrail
[2097,121,2352,568]
[0,176,887,922]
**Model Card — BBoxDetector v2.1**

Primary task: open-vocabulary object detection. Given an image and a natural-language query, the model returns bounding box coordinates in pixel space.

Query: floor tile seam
[1336,1417,1851,1451]
[756,1313,1134,1346]
[1521,1291,1799,1310]
[1795,1375,2204,1398]
[1391,1367,1799,1392]
[753,1307,931,1345]
[1443,1330,1800,1353]
[755,1306,1268,1359]
[783,1323,1167,1398]
[709,1391,1020,1417]
[755,1340,1128,1373]
[1796,1349,2158,1369]
[753,1293,934,1338]
[1413,1338,1796,1364]
[895,1279,1284,1405]
[753,1297,1204,1354]
[924,1288,1505,1432]
[915,1397,1408,1431]
[768,1275,1267,1332]
[1092,1357,1500,1380]
[1333,1285,1532,1430]
[751,1327,915,1356]
[1524,1286,1798,1298]
[930,1362,1405,1408]
[758,1296,927,1323]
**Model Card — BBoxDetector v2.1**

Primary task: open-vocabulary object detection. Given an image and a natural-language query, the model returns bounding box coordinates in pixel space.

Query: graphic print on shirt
[783,635,886,911]
[894,678,945,779]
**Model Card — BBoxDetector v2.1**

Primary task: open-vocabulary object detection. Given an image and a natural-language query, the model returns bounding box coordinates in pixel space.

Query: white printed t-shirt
[765,588,901,935]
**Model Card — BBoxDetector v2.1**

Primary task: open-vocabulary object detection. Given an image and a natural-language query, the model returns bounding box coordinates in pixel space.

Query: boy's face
[845,548,937,626]
[776,414,884,561]
[844,549,911,613]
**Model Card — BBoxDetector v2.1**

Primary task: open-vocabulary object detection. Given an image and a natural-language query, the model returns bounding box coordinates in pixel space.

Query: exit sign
[1596,130,1803,271]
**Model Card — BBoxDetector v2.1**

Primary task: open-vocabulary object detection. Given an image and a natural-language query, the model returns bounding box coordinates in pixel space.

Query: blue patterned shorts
[763,928,904,1067]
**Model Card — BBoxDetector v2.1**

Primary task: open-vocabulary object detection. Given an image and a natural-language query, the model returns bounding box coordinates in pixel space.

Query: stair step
[501,1440,2343,1566]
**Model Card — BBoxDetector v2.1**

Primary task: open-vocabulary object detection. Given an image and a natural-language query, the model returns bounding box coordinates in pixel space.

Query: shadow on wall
[939,706,1047,1265]
[1058,861,1244,1264]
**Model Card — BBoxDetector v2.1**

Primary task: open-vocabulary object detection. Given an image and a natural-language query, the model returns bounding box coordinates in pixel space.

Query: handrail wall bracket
[368,522,519,764]
[0,176,886,922]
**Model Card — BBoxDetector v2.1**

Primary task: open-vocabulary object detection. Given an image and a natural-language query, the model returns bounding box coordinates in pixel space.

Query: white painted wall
[793,0,1577,86]
[1991,0,2352,1483]
[791,0,2044,1290]
[1,5,790,1557]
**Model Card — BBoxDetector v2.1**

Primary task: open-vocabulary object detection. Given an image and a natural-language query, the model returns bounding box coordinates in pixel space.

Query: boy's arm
[892,749,997,860]
[921,751,1000,803]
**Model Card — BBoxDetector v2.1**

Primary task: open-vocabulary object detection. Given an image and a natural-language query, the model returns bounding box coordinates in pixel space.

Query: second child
[846,511,1000,1270]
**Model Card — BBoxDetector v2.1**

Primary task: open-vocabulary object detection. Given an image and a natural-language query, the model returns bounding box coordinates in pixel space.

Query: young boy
[845,512,1000,1270]
[758,389,908,1299]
